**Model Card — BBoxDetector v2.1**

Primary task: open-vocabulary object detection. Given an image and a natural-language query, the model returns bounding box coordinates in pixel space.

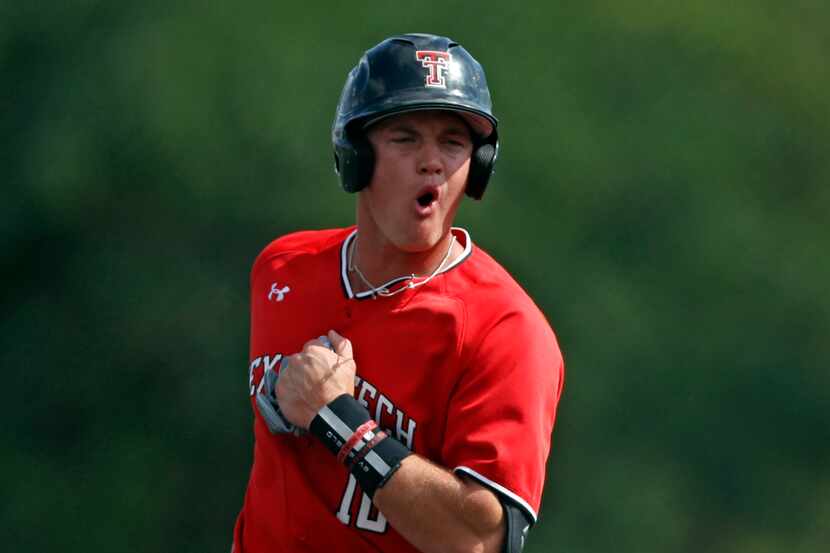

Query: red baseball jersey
[233,226,564,553]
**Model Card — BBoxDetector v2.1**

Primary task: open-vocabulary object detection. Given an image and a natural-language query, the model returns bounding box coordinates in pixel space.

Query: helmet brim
[361,106,495,139]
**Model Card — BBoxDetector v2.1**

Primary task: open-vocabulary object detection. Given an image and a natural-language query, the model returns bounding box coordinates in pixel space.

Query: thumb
[328,329,353,359]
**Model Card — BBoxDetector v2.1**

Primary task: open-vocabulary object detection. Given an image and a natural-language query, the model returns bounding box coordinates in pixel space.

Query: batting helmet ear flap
[465,136,498,200]
[334,126,375,193]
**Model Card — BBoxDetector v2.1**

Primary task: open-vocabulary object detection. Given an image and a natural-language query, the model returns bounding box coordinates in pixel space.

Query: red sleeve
[441,307,564,523]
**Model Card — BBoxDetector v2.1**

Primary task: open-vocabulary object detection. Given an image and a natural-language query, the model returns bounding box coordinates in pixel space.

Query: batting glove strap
[310,394,412,498]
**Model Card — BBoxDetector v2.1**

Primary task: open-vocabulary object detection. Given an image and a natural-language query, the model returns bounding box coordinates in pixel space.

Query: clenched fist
[276,329,356,429]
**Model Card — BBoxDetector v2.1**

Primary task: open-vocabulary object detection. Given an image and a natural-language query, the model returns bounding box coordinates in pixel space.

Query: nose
[417,142,443,176]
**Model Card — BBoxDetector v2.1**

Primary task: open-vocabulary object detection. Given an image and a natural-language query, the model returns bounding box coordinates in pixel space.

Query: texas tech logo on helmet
[415,50,451,88]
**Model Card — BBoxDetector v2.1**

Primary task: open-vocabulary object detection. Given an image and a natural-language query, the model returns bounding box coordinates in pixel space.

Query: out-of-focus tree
[3,1,828,551]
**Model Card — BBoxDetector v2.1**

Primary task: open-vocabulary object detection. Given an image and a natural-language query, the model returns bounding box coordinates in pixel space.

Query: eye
[390,134,416,144]
[443,137,469,149]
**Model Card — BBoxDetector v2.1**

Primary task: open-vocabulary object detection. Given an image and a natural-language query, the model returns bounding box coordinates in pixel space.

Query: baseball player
[232,33,564,553]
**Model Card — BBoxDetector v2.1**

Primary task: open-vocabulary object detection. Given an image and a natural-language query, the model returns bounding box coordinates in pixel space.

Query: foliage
[3,1,828,551]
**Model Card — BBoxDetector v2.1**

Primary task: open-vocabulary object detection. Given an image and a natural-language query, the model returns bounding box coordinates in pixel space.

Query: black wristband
[350,431,411,497]
[310,394,372,457]
[309,393,412,498]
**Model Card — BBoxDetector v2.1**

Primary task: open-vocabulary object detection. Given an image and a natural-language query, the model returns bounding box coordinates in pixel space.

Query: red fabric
[233,227,564,553]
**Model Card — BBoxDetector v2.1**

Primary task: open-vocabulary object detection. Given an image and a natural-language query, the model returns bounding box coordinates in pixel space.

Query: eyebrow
[386,124,418,134]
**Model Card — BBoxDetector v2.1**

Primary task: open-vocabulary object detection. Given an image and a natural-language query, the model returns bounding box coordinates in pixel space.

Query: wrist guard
[310,394,412,498]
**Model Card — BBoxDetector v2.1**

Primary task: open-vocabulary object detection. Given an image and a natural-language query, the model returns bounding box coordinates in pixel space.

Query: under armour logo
[415,50,451,88]
[268,283,290,302]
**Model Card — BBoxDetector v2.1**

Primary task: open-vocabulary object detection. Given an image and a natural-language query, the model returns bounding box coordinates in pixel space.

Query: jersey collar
[340,227,473,300]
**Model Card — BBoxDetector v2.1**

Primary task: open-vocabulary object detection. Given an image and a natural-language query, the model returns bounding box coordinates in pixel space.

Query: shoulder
[453,240,547,322]
[251,227,353,282]
[447,238,562,365]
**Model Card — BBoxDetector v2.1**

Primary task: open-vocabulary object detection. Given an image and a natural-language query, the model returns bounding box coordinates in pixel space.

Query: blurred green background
[3,1,828,551]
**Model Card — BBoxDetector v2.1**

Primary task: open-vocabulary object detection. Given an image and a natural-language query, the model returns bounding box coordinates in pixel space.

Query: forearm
[276,333,506,552]
[374,455,505,553]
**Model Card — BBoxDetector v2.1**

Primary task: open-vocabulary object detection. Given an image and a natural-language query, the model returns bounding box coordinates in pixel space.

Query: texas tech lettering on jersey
[415,50,451,88]
[247,355,418,450]
[248,353,281,396]
[354,374,417,449]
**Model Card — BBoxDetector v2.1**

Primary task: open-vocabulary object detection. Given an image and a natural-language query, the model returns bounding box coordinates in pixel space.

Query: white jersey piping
[453,466,538,524]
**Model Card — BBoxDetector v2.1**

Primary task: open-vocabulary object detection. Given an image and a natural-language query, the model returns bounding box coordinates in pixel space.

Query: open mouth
[416,190,437,208]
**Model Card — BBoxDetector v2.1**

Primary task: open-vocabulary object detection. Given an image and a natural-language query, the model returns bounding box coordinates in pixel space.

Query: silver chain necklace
[348,234,457,298]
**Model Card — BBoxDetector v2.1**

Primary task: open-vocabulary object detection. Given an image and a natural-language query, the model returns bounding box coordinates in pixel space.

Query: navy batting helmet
[332,33,499,200]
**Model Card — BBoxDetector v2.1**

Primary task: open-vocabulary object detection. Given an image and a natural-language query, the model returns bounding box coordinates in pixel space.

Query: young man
[233,34,564,553]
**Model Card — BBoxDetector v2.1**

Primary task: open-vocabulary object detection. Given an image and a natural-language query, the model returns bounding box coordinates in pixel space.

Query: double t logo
[415,50,451,88]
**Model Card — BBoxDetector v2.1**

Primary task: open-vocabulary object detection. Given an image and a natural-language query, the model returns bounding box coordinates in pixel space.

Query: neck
[348,227,464,296]
[350,196,465,295]
[352,231,457,286]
